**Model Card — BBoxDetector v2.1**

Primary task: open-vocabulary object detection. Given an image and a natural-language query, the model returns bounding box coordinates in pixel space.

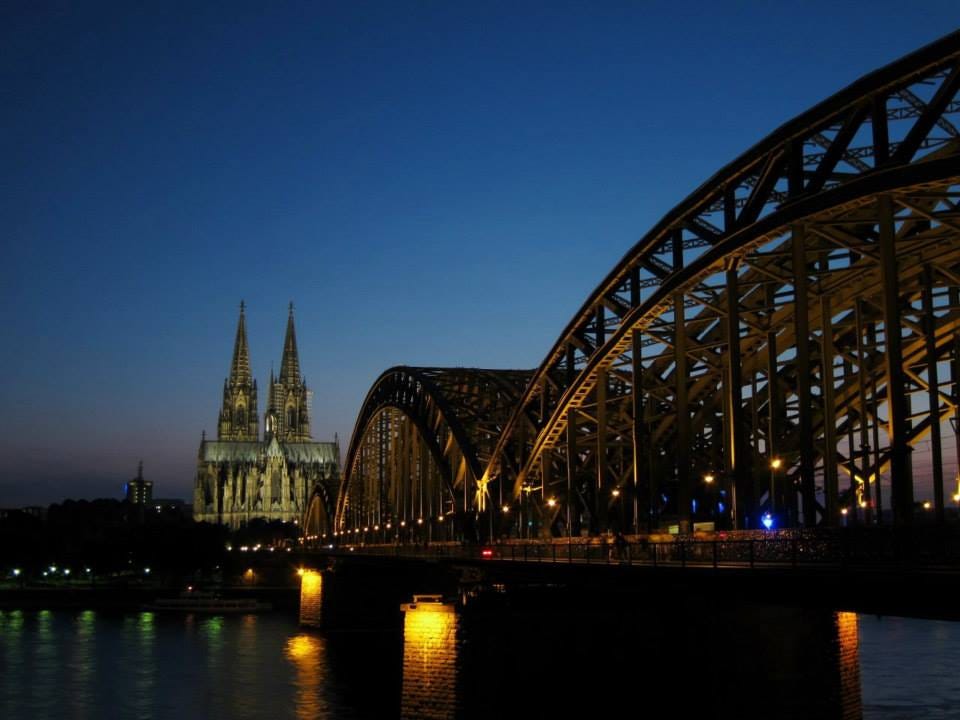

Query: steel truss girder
[342,32,960,533]
[481,32,960,530]
[336,367,532,530]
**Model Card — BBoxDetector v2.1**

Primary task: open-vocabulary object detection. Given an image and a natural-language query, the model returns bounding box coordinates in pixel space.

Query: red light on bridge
[481,548,494,558]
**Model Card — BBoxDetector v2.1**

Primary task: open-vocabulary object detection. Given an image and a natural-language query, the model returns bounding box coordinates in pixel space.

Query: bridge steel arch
[338,31,960,541]
[478,30,960,536]
[335,367,532,539]
[303,482,337,543]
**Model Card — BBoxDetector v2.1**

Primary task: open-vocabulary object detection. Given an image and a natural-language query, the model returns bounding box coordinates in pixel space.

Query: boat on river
[144,590,271,614]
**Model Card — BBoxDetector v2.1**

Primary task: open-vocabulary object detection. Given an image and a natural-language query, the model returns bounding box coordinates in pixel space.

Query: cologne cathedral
[192,303,340,528]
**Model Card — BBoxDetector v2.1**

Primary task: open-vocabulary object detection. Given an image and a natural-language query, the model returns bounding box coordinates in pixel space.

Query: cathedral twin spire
[279,302,301,384]
[229,300,253,385]
[216,302,311,443]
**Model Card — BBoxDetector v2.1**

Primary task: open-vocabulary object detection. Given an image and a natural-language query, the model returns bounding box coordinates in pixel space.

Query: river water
[0,606,956,719]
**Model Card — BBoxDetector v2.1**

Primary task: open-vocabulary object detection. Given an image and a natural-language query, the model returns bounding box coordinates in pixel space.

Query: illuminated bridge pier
[315,32,960,546]
[290,552,868,717]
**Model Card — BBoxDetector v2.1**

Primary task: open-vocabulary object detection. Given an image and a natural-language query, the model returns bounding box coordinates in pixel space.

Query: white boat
[144,591,271,613]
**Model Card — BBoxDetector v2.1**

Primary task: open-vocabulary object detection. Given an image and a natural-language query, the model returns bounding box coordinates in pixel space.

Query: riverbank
[0,585,299,611]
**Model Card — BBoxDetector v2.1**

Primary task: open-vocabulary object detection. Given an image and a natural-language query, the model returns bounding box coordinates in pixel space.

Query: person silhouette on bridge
[614,531,628,564]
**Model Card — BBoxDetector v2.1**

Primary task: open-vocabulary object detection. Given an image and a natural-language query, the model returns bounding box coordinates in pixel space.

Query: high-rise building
[125,461,153,505]
[192,303,340,528]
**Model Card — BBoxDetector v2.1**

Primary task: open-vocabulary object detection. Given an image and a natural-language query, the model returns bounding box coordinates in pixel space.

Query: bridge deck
[298,532,960,619]
[304,530,960,573]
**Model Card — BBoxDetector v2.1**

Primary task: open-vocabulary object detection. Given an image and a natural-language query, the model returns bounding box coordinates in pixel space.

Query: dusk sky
[2,2,958,505]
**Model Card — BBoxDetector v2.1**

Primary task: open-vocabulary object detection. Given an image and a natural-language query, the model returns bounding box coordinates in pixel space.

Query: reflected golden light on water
[134,611,157,715]
[286,633,321,661]
[401,600,457,720]
[299,570,323,627]
[285,634,326,719]
[837,612,862,718]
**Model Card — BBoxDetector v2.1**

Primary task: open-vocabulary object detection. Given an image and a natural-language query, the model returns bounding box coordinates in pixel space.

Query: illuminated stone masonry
[193,303,340,528]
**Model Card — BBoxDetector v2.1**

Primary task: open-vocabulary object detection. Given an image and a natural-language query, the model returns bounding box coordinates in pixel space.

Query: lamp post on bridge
[703,473,715,527]
[769,458,782,528]
[611,487,624,532]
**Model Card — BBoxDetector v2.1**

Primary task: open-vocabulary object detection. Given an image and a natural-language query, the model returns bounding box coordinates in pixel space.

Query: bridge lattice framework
[306,32,960,544]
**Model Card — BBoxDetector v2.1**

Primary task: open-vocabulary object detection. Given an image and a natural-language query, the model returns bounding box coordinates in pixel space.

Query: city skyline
[2,3,958,505]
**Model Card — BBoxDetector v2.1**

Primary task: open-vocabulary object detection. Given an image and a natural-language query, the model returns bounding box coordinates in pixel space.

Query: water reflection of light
[285,634,327,719]
[131,612,157,717]
[204,615,225,674]
[31,610,57,715]
[1,610,24,706]
[77,610,95,634]
[203,616,224,638]
[836,612,862,718]
[72,610,96,715]
[229,612,260,717]
[139,611,155,636]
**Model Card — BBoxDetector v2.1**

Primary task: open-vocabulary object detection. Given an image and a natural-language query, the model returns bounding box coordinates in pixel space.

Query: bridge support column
[792,224,817,527]
[868,320,884,523]
[724,265,750,529]
[878,194,913,524]
[673,232,692,533]
[953,326,960,513]
[597,366,609,532]
[566,407,577,537]
[854,302,873,524]
[674,291,691,532]
[631,329,645,533]
[541,449,553,539]
[820,295,839,526]
[922,265,945,524]
[766,282,782,519]
[843,359,859,525]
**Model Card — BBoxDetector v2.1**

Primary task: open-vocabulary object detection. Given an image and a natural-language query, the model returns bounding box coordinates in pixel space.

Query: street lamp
[521,483,541,538]
[769,458,782,524]
[702,473,716,524]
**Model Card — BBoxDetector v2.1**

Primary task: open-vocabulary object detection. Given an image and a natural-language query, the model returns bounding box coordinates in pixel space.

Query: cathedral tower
[195,301,338,529]
[265,303,312,442]
[217,301,259,441]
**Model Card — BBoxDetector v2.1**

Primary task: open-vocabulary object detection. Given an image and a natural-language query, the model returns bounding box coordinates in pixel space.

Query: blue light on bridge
[761,513,774,530]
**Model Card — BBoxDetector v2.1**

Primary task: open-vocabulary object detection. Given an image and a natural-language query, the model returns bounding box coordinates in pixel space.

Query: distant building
[124,461,153,505]
[0,506,46,521]
[151,498,192,519]
[193,303,340,528]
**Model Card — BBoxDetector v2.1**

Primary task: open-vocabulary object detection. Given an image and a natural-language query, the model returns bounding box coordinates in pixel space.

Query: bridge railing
[322,527,960,570]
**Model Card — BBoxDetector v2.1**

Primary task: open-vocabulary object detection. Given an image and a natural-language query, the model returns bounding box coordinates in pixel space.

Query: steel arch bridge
[328,31,960,543]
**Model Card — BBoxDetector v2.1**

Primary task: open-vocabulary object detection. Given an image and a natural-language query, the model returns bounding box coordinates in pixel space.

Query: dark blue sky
[2,2,957,504]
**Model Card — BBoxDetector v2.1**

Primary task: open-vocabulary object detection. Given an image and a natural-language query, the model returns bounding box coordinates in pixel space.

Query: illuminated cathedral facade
[193,303,340,528]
